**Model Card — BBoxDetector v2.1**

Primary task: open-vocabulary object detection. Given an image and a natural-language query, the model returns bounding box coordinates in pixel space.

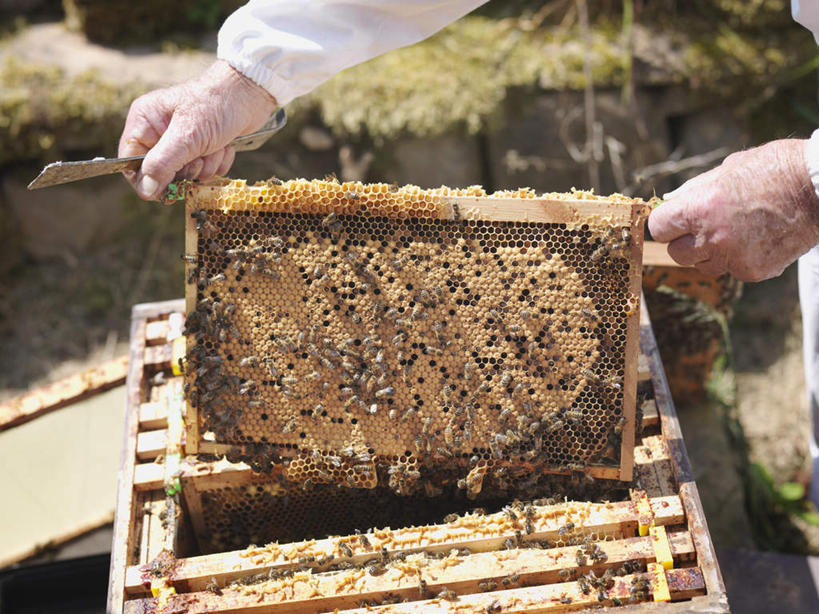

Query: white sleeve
[793,0,819,43]
[218,0,488,106]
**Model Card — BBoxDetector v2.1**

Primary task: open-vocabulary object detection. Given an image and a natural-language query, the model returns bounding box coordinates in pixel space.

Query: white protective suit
[218,0,819,504]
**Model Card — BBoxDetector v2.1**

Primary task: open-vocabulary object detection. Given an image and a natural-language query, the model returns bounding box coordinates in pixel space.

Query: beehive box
[182,179,650,492]
[107,298,729,614]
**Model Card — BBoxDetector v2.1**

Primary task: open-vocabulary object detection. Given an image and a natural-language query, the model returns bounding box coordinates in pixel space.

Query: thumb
[647,197,694,243]
[136,115,202,200]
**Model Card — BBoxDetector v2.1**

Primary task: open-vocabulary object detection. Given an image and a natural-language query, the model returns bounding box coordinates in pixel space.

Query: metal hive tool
[182,179,650,498]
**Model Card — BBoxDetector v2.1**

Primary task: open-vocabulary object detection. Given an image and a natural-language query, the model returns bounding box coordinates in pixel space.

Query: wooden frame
[108,295,729,614]
[0,354,128,432]
[184,187,650,484]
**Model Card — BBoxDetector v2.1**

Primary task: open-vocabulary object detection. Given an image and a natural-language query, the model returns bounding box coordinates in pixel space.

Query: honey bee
[501,573,520,586]
[437,587,458,602]
[345,191,361,201]
[239,380,257,395]
[374,386,394,399]
[367,563,387,576]
[402,407,417,422]
[282,418,297,433]
[422,417,433,435]
[339,542,353,558]
[558,569,570,581]
[575,551,587,566]
[321,211,338,227]
[581,308,598,321]
[344,395,361,408]
[205,577,222,595]
[478,580,497,592]
[281,375,298,385]
[207,272,226,285]
[560,596,572,604]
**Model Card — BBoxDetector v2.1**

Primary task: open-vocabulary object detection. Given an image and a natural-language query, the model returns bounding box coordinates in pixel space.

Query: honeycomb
[183,178,649,494]
[190,462,627,554]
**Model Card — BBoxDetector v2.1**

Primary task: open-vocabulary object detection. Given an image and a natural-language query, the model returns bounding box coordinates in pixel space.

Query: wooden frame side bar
[640,304,728,605]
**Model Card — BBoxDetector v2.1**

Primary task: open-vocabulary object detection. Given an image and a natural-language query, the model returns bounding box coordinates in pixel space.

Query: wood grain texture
[0,355,128,432]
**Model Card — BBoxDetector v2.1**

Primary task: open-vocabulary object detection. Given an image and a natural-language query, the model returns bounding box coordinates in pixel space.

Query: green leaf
[796,510,819,527]
[778,482,805,502]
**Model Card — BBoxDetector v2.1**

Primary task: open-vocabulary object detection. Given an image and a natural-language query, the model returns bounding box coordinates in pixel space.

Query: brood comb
[182,178,650,495]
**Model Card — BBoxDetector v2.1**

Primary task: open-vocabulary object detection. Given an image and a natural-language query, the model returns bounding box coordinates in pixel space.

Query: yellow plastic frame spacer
[647,562,671,602]
[150,577,177,608]
[631,490,654,536]
[649,525,674,570]
[171,336,187,376]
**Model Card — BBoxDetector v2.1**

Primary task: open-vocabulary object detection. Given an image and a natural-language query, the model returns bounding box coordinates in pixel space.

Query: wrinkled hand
[118,60,278,201]
[648,139,819,282]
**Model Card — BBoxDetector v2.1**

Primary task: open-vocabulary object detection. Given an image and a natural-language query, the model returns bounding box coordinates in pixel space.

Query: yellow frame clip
[647,562,671,602]
[150,577,177,608]
[649,525,674,570]
[171,336,186,375]
[631,489,654,536]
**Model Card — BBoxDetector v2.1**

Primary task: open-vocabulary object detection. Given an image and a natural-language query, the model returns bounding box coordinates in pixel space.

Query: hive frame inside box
[108,297,729,614]
[184,184,650,483]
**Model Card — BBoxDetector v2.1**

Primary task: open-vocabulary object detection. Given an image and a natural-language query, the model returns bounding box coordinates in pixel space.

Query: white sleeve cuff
[806,129,819,200]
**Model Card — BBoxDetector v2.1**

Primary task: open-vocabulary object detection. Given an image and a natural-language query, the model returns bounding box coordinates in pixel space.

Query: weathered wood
[0,511,114,570]
[138,402,167,430]
[641,398,660,428]
[189,183,649,225]
[113,299,729,614]
[143,345,172,370]
[125,494,684,596]
[642,241,683,268]
[126,530,694,599]
[145,320,171,345]
[184,205,199,455]
[108,305,149,614]
[0,355,128,433]
[617,205,646,483]
[124,567,704,614]
[138,492,167,566]
[640,303,728,603]
[136,429,168,461]
[134,457,254,492]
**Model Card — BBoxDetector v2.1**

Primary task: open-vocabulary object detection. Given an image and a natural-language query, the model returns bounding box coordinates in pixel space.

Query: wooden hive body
[107,297,728,614]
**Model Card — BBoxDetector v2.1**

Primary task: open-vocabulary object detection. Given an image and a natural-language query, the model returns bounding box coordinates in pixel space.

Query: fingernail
[137,175,161,199]
[662,190,678,200]
[123,170,136,182]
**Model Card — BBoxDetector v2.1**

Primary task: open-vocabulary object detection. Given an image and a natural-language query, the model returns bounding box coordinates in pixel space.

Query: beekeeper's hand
[118,60,277,201]
[648,139,819,282]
